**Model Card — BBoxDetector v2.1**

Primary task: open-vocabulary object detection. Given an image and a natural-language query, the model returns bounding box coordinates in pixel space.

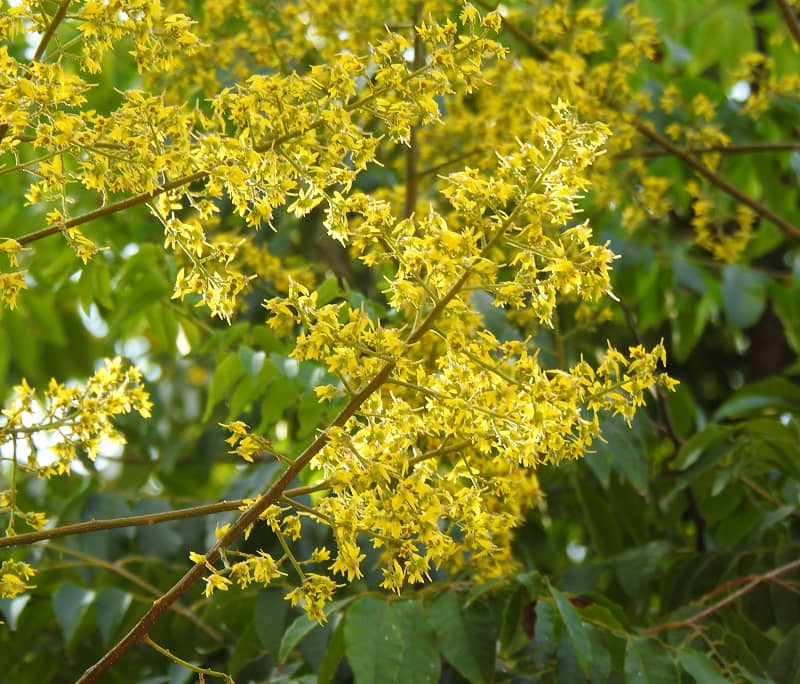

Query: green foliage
[2,0,800,682]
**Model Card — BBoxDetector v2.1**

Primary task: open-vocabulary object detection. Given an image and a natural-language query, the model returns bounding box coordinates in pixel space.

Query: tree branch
[0,499,244,549]
[628,119,800,240]
[642,556,800,634]
[616,140,800,159]
[776,0,800,50]
[0,480,329,549]
[13,45,478,248]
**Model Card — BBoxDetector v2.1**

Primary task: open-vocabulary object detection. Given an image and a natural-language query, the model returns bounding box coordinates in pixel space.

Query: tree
[1,0,799,682]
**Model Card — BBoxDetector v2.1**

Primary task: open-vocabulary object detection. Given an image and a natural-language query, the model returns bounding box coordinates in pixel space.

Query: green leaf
[586,624,612,682]
[672,290,714,362]
[202,352,245,421]
[678,649,729,684]
[713,377,800,421]
[0,595,31,631]
[624,636,677,684]
[94,587,131,645]
[228,622,262,677]
[317,618,346,684]
[768,623,800,684]
[720,265,767,329]
[499,587,525,654]
[53,582,95,643]
[615,541,672,600]
[674,424,734,470]
[549,585,592,677]
[427,590,497,684]
[531,600,558,665]
[278,597,353,662]
[254,589,290,654]
[316,276,341,306]
[344,597,440,684]
[239,345,266,377]
[687,6,754,79]
[573,472,623,555]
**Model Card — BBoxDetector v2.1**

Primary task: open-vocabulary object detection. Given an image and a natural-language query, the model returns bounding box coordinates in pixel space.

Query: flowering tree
[1,1,799,682]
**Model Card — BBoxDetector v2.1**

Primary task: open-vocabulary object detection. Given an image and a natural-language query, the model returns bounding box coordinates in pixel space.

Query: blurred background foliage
[1,0,799,682]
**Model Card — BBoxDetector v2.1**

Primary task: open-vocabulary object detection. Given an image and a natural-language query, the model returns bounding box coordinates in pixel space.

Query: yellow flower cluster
[1,358,151,598]
[251,104,674,617]
[688,181,756,262]
[2,0,684,624]
[1,358,152,528]
[2,0,504,320]
[0,559,35,599]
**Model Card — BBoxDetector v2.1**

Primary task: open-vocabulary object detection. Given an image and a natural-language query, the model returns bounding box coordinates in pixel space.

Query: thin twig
[0,480,329,549]
[473,0,549,58]
[144,636,234,683]
[643,556,800,634]
[47,542,223,643]
[419,146,487,178]
[616,141,800,159]
[776,0,800,49]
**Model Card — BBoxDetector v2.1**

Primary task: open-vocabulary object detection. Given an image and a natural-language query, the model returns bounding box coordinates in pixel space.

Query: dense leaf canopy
[1,0,799,682]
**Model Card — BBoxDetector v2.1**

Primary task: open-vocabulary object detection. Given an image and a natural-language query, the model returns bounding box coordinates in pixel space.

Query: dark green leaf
[53,582,95,643]
[768,623,800,684]
[317,618,346,684]
[678,649,729,684]
[278,597,353,662]
[344,597,440,684]
[94,587,131,645]
[427,591,497,684]
[548,585,592,677]
[615,541,672,600]
[720,265,767,330]
[254,589,290,654]
[624,636,677,684]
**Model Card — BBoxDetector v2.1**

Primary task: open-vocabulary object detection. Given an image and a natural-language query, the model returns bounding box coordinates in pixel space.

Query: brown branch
[13,47,470,247]
[77,371,389,681]
[15,170,208,245]
[616,141,800,159]
[776,0,800,50]
[0,480,329,549]
[629,119,800,240]
[0,498,244,549]
[642,556,800,634]
[33,0,72,61]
